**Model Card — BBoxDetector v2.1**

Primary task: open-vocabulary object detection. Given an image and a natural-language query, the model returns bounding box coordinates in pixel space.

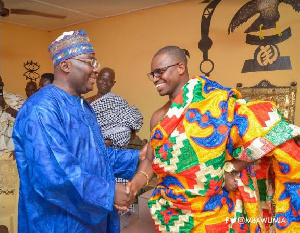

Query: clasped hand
[114,143,149,211]
[114,183,137,212]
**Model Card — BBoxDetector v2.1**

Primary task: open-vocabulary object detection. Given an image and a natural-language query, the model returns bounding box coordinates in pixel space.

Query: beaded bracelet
[139,171,149,188]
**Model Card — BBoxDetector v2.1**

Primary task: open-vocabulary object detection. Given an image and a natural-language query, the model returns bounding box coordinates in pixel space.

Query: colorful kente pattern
[148,76,300,232]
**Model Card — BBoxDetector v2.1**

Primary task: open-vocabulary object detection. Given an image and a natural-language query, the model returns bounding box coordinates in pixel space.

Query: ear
[178,63,186,75]
[111,81,116,87]
[59,60,70,73]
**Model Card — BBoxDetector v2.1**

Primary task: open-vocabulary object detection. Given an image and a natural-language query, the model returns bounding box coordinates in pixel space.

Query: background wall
[1,0,300,139]
[0,23,53,92]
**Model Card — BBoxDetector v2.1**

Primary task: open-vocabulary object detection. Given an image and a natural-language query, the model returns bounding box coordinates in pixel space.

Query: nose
[152,75,161,84]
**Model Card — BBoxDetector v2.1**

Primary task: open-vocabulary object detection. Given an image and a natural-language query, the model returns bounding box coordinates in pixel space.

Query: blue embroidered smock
[12,85,139,233]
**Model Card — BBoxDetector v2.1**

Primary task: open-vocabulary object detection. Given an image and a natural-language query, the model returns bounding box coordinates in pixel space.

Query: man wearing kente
[128,46,300,232]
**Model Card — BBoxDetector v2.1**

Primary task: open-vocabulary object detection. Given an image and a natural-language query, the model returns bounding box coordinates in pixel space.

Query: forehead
[151,53,172,69]
[99,71,114,80]
[26,83,37,89]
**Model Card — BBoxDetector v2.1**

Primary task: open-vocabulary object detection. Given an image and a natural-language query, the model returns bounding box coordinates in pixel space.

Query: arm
[224,99,263,191]
[126,142,155,196]
[107,146,140,180]
[125,108,165,196]
[229,100,299,161]
[88,97,140,180]
[0,96,18,118]
[13,105,115,225]
[113,143,148,211]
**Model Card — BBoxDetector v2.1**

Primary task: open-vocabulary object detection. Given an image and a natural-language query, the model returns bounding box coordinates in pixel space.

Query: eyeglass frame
[147,63,180,81]
[69,57,100,70]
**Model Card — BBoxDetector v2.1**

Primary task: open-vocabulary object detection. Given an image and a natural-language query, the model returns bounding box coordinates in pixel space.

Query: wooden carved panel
[236,80,297,124]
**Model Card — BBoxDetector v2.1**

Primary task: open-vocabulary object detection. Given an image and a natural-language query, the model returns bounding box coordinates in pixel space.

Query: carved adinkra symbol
[256,45,279,66]
[23,60,40,81]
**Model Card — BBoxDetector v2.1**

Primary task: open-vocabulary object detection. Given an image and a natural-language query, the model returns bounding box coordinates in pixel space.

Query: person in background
[12,29,146,233]
[25,80,37,98]
[86,67,143,148]
[0,75,25,231]
[39,73,54,88]
[0,75,25,157]
[126,46,300,232]
[86,67,143,229]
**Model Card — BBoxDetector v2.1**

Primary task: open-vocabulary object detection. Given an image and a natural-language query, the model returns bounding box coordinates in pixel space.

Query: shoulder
[109,92,127,101]
[100,92,128,105]
[19,85,63,116]
[29,85,57,103]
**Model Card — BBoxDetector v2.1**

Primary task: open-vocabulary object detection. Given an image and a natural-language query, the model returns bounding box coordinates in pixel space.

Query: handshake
[114,143,151,211]
[114,181,139,211]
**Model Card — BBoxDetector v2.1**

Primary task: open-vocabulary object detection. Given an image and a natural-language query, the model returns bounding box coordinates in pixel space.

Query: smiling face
[151,53,186,100]
[66,53,99,95]
[96,68,115,95]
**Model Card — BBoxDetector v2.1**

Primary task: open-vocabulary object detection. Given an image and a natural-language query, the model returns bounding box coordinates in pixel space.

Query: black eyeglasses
[70,57,100,70]
[147,63,179,81]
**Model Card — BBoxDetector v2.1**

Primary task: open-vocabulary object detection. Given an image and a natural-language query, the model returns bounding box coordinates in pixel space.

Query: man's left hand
[224,172,238,192]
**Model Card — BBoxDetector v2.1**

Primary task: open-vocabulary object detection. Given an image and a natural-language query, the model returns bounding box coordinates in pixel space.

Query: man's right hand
[114,183,135,211]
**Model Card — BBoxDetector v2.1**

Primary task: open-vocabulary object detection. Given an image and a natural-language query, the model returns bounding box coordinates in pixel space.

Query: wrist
[138,170,149,188]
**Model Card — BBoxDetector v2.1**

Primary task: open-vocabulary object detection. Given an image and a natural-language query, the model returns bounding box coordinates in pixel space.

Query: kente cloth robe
[13,84,139,233]
[149,76,300,232]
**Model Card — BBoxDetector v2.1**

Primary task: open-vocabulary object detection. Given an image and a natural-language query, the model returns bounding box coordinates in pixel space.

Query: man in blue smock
[12,30,145,233]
